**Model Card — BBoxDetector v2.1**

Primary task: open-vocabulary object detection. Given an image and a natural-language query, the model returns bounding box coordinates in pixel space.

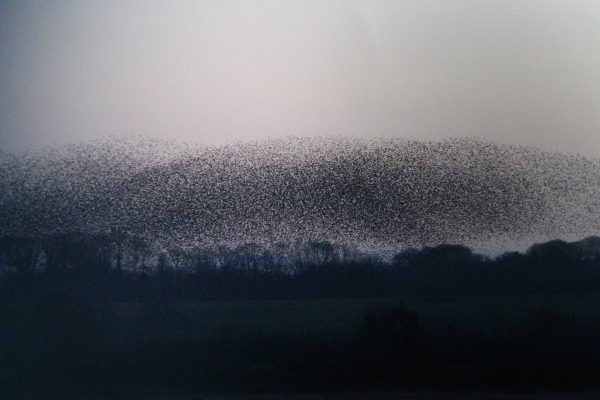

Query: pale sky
[1,0,600,155]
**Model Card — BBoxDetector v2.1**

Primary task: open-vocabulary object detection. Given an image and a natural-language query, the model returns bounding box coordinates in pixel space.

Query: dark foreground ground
[83,391,600,400]
[4,294,600,399]
[5,236,600,398]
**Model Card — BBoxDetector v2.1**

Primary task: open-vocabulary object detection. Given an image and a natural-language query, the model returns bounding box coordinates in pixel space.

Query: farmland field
[85,391,600,400]
[7,293,600,398]
[106,294,600,341]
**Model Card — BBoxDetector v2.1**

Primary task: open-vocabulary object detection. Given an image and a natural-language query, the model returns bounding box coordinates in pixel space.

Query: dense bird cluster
[1,136,599,250]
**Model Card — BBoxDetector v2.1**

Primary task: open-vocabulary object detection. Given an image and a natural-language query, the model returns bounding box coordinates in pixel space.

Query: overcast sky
[1,0,599,155]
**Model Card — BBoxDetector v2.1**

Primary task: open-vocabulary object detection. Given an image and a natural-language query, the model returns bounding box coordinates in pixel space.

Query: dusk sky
[1,0,600,155]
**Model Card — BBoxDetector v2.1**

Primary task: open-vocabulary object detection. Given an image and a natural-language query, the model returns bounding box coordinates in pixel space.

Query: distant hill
[1,136,599,249]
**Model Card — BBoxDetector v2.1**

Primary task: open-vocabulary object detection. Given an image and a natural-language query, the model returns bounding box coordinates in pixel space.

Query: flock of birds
[1,136,599,251]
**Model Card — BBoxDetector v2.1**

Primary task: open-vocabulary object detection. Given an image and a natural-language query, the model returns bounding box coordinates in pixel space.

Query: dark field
[5,293,600,398]
[4,237,600,398]
[105,294,600,339]
[84,391,600,400]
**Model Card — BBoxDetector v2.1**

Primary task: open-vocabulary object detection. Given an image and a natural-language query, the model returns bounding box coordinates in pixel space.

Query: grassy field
[6,294,600,397]
[84,391,600,400]
[108,294,600,340]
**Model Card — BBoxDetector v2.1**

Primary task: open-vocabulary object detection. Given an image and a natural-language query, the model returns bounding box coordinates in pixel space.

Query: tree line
[1,234,600,302]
